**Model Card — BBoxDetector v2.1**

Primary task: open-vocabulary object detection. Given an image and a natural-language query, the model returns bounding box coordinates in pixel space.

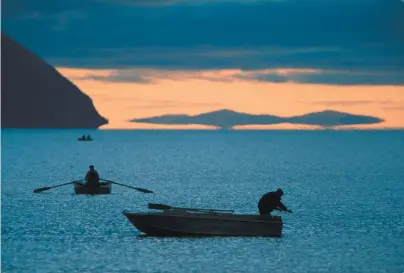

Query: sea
[1,129,404,273]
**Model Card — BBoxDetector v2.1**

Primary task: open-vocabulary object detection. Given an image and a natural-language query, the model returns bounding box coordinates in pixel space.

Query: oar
[33,180,82,193]
[100,179,153,193]
[275,208,293,214]
[148,203,234,213]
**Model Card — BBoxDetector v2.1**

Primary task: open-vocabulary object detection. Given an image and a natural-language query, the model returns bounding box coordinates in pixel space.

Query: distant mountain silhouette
[131,109,383,129]
[1,33,108,128]
[285,110,382,128]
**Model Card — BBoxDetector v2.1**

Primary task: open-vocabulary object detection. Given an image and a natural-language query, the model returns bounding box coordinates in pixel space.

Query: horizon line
[2,128,404,131]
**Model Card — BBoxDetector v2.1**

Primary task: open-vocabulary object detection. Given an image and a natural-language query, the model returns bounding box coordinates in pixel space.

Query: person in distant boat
[81,134,86,140]
[87,135,91,140]
[258,188,292,216]
[85,165,100,188]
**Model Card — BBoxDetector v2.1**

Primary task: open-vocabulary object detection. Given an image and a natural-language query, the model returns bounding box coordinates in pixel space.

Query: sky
[2,0,404,129]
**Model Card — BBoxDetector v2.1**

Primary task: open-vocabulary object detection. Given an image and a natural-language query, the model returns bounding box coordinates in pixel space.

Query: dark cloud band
[2,0,404,85]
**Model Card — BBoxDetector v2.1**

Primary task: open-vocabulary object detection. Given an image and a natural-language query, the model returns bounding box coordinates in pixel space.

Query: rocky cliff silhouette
[131,109,383,129]
[1,33,108,128]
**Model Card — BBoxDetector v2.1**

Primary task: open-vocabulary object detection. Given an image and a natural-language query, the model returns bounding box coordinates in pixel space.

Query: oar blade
[135,187,154,194]
[101,179,154,194]
[148,203,171,210]
[33,187,52,193]
[32,180,80,193]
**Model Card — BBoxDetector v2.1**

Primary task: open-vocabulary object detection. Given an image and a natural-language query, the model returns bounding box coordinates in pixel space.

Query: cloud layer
[68,67,404,86]
[2,0,404,85]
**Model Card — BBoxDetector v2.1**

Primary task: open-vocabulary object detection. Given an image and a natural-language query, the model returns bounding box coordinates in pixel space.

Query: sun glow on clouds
[60,67,320,83]
[57,67,404,130]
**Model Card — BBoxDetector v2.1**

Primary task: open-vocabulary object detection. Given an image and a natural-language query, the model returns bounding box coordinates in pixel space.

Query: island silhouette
[130,109,384,129]
[1,33,107,128]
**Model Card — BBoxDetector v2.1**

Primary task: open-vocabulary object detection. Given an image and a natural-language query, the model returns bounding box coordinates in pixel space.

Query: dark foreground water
[2,130,404,273]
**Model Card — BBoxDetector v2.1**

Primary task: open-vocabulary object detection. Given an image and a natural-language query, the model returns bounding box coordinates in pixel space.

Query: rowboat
[77,138,93,141]
[73,181,111,195]
[122,204,283,237]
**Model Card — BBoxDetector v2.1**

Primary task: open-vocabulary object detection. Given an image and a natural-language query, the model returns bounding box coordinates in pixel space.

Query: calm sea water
[1,129,404,273]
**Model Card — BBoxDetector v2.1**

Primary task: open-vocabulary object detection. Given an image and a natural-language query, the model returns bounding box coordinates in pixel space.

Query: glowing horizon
[57,67,404,130]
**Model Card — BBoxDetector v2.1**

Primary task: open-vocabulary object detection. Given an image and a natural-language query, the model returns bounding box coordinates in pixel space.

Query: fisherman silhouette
[85,165,100,188]
[258,188,292,216]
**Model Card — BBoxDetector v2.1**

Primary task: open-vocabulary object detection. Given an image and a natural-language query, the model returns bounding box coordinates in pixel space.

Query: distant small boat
[123,206,283,237]
[73,181,111,195]
[77,137,93,141]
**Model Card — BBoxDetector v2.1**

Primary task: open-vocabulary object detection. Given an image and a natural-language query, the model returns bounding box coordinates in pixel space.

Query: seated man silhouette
[85,165,100,189]
[258,188,292,216]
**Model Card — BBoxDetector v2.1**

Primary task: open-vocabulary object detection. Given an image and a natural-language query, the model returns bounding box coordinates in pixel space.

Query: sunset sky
[2,0,404,129]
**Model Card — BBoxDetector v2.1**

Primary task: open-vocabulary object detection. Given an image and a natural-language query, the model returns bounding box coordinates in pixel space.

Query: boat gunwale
[73,182,111,187]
